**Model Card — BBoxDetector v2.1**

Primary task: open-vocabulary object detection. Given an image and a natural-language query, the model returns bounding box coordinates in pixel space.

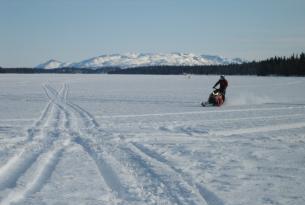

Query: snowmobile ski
[201,102,214,107]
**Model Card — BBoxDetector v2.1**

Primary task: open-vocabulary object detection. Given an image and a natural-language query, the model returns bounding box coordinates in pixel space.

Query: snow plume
[226,92,273,106]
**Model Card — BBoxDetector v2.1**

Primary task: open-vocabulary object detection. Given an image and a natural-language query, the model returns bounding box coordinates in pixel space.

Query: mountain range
[36,53,244,69]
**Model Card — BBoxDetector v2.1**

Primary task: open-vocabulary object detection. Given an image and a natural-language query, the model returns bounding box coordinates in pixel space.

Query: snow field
[0,74,305,205]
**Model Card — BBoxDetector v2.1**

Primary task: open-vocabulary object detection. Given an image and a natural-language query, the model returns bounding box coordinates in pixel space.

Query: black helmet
[220,75,225,80]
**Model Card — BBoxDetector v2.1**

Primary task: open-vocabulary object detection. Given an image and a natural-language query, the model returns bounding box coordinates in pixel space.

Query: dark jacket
[213,79,228,94]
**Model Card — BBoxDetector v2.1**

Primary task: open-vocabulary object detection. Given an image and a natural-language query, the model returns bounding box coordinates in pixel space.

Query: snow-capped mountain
[35,59,68,69]
[36,53,243,69]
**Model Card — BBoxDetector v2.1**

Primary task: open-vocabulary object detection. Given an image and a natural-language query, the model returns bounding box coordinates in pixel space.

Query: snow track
[1,75,305,205]
[125,142,213,205]
[130,142,224,205]
[3,83,220,204]
[0,87,62,191]
[0,85,71,204]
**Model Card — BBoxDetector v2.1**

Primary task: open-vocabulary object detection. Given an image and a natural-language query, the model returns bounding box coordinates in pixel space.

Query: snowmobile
[201,89,225,107]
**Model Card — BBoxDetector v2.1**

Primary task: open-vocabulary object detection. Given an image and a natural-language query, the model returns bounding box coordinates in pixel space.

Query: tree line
[1,53,304,76]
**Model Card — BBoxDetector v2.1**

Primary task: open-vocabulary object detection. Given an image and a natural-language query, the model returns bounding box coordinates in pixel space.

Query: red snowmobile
[201,89,225,107]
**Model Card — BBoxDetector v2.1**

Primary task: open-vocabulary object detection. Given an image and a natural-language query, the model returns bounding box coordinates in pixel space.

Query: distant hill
[35,59,70,69]
[35,53,243,69]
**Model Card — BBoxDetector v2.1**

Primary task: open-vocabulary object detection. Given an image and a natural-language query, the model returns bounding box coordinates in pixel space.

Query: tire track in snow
[24,83,63,141]
[47,84,101,132]
[73,136,126,197]
[120,143,206,204]
[152,113,305,137]
[1,139,69,205]
[0,85,75,205]
[95,105,305,119]
[0,134,57,191]
[130,142,224,205]
[45,85,127,200]
[113,144,184,204]
[45,84,121,200]
[48,84,176,203]
[12,84,63,142]
[0,86,64,191]
[1,104,304,124]
[51,85,218,204]
[209,121,305,137]
[26,100,52,141]
[37,84,237,204]
[65,104,129,199]
[123,119,305,145]
[0,85,77,205]
[45,84,74,130]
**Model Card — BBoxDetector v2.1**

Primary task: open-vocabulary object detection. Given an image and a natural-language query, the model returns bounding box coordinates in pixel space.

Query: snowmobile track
[45,84,216,204]
[95,105,305,119]
[0,86,64,191]
[0,85,71,204]
[44,85,128,200]
[130,142,224,205]
[0,83,235,204]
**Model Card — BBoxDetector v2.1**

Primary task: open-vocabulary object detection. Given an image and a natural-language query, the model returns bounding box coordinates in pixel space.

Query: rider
[213,75,228,101]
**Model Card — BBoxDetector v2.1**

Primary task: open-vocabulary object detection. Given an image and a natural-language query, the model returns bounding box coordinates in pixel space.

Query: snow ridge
[36,53,243,69]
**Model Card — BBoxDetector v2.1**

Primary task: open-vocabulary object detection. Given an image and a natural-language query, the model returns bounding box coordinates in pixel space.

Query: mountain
[201,55,243,65]
[35,59,68,69]
[36,53,244,69]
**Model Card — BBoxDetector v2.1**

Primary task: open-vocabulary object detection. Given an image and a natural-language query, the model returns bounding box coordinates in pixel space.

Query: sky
[0,0,305,67]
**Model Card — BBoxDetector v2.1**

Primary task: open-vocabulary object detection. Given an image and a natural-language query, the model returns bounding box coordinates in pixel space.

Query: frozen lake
[0,74,305,205]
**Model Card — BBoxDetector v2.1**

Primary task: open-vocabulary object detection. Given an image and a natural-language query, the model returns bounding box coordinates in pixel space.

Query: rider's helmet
[220,75,225,80]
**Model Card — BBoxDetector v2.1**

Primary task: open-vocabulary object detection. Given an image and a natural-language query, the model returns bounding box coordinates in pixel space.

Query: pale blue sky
[0,0,305,67]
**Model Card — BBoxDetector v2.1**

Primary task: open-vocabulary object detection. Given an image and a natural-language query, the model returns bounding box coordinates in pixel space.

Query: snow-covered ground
[0,74,304,205]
